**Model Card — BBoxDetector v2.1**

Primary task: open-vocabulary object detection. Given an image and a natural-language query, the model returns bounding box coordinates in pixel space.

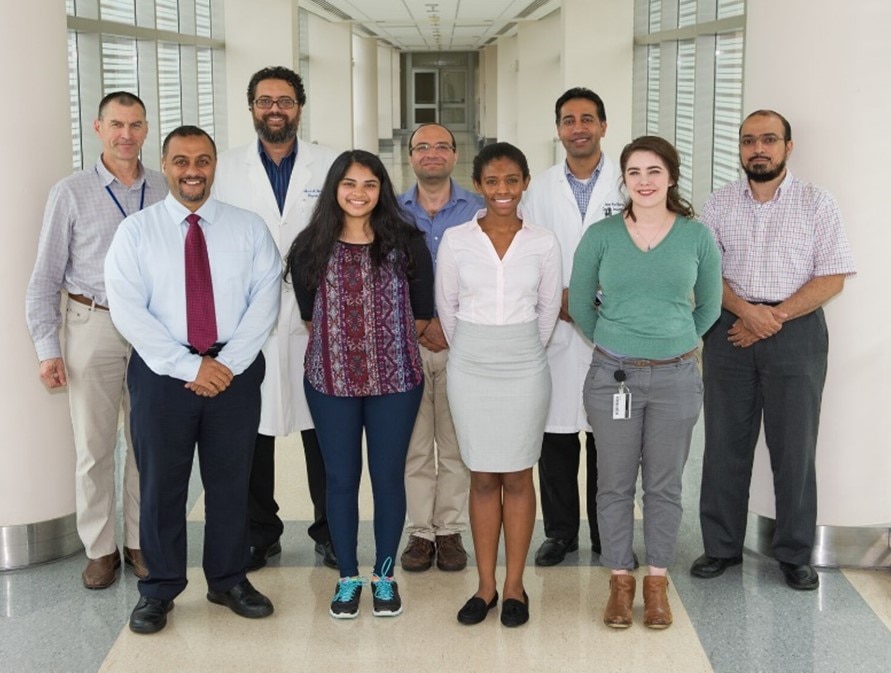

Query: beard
[253,113,298,144]
[743,156,787,183]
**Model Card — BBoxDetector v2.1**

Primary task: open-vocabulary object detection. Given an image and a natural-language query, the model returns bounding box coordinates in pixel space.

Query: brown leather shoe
[124,547,149,579]
[400,535,435,572]
[435,533,467,571]
[603,574,635,628]
[82,549,121,589]
[642,575,673,629]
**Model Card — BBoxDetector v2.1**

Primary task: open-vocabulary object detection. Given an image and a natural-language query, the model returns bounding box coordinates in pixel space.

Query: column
[0,0,81,569]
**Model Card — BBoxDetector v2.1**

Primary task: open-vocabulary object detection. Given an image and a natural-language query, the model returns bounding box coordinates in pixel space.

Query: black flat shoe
[690,553,742,579]
[129,596,174,634]
[207,578,274,618]
[779,562,819,591]
[500,591,529,627]
[247,540,282,572]
[457,592,498,625]
[534,537,579,567]
[315,541,338,570]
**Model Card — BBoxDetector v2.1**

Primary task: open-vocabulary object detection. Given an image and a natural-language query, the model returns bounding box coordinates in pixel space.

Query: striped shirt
[25,158,167,360]
[700,172,855,303]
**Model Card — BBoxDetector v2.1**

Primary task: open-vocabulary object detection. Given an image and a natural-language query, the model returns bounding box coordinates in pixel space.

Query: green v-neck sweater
[568,213,722,359]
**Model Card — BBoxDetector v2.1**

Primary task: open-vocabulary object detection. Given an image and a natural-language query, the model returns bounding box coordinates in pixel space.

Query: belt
[595,345,698,367]
[187,342,225,358]
[68,293,108,311]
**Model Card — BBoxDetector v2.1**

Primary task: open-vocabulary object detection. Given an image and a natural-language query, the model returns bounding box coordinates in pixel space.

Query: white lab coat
[522,156,625,433]
[214,139,340,436]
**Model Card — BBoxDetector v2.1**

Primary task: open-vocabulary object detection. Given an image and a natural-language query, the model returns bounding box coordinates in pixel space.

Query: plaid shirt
[700,172,855,303]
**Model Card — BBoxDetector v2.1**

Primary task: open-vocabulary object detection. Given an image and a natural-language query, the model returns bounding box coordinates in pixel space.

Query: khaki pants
[403,345,469,540]
[63,298,139,558]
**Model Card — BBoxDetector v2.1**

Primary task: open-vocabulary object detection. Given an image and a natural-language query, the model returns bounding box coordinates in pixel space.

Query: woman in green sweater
[568,135,721,630]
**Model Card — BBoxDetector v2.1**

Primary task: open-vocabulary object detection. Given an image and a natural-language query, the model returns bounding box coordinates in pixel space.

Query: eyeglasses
[739,134,784,148]
[410,142,455,155]
[253,96,298,110]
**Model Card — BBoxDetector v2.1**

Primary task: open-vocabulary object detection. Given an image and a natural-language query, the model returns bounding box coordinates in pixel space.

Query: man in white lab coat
[214,66,340,571]
[522,87,625,567]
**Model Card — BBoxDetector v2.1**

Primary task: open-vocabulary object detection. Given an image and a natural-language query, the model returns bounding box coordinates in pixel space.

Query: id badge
[612,391,631,420]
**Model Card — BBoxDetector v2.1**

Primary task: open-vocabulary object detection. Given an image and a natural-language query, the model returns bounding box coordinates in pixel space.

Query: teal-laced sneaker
[371,558,403,617]
[330,576,364,619]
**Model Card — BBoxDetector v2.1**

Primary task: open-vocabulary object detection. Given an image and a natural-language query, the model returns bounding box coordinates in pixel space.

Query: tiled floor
[3,135,890,673]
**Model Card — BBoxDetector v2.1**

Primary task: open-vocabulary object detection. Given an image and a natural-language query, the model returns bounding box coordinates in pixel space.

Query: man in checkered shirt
[689,110,855,591]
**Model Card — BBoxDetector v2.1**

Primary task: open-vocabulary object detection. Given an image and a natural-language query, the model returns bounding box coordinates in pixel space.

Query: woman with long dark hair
[569,136,721,629]
[287,150,433,620]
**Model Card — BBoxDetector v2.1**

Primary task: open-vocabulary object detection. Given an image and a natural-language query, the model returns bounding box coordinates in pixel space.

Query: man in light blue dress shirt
[105,126,282,634]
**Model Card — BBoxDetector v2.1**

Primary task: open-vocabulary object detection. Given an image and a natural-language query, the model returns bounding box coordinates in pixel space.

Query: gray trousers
[583,349,702,570]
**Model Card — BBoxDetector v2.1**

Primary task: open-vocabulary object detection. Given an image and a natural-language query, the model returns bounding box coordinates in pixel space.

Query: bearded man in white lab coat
[214,66,340,571]
[522,88,625,567]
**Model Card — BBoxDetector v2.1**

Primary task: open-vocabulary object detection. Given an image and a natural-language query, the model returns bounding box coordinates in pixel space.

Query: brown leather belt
[68,293,108,311]
[595,345,697,367]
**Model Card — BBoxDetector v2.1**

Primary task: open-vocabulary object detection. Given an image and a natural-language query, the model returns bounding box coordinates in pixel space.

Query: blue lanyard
[96,166,146,218]
[104,181,146,218]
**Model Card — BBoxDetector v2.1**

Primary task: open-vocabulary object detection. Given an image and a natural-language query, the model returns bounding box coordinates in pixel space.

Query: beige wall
[304,13,352,151]
[495,35,519,146]
[743,0,891,526]
[352,36,379,152]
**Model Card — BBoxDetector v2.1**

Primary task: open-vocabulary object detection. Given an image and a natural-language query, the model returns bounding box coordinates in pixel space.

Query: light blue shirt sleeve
[105,194,281,382]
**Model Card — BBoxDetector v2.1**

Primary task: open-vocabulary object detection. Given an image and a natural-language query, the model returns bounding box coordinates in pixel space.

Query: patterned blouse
[296,238,433,397]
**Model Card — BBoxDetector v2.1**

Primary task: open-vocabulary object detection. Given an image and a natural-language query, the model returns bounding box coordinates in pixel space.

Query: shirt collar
[403,179,470,208]
[743,169,794,203]
[471,207,528,229]
[164,193,220,226]
[257,139,297,163]
[95,155,146,188]
[563,153,604,182]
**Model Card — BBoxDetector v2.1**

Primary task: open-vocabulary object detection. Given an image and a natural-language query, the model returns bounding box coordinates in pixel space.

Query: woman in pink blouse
[436,143,562,627]
[287,150,433,620]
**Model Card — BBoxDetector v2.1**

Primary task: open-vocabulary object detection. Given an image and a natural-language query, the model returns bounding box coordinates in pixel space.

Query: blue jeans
[304,379,423,577]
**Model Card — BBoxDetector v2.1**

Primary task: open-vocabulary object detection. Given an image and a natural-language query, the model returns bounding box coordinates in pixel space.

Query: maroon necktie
[184,213,218,354]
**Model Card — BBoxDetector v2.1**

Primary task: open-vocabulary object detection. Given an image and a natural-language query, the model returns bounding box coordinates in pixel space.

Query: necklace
[629,212,673,251]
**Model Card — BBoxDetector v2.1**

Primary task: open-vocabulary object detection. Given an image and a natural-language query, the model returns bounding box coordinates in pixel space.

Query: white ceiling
[300,0,562,51]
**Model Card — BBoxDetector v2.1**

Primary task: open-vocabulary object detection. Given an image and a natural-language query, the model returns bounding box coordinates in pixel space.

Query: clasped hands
[728,304,788,348]
[184,356,233,397]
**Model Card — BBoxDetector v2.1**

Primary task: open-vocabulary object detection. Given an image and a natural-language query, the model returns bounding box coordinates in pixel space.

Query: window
[66,0,224,169]
[632,0,746,207]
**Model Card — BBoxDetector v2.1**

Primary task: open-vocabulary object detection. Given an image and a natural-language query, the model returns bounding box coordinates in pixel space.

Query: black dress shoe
[779,562,819,591]
[247,540,282,572]
[690,553,743,578]
[207,578,274,618]
[457,592,498,625]
[534,537,579,567]
[314,541,338,569]
[129,596,174,634]
[500,591,529,627]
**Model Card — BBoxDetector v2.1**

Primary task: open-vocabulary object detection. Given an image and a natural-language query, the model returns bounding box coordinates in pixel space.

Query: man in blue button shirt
[398,123,482,573]
[105,126,282,634]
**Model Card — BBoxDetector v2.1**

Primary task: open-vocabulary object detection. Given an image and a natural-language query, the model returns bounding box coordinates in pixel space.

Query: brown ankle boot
[642,575,673,629]
[603,574,635,628]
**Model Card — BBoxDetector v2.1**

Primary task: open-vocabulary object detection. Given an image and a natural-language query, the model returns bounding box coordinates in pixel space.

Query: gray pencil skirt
[446,319,551,473]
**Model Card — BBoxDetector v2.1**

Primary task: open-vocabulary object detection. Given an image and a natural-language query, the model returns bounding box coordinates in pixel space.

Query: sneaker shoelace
[334,576,365,603]
[373,557,396,600]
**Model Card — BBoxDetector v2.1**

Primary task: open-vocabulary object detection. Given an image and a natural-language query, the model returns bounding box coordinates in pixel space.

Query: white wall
[516,11,563,176]
[377,44,395,141]
[305,13,353,150]
[495,35,519,146]
[1,0,77,526]
[352,36,379,152]
[222,0,298,149]
[562,0,634,163]
[480,45,498,141]
[744,0,891,526]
